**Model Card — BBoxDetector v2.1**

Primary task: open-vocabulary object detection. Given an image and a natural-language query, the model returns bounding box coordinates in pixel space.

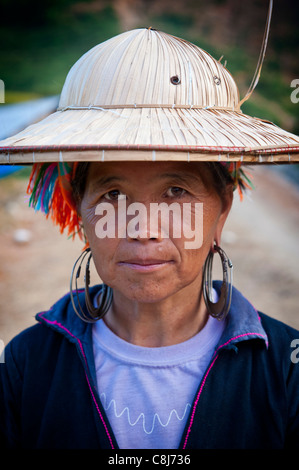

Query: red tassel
[50,179,82,239]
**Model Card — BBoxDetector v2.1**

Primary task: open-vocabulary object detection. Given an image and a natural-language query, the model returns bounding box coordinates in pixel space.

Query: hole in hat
[170,75,181,85]
[213,76,221,85]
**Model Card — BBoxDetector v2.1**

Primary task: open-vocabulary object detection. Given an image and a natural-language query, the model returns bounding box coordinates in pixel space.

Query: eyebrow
[89,176,124,191]
[157,172,203,185]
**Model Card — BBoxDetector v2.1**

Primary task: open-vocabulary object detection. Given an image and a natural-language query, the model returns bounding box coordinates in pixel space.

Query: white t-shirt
[92,293,225,449]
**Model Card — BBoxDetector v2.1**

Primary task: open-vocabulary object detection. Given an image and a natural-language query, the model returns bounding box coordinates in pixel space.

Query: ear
[213,185,234,250]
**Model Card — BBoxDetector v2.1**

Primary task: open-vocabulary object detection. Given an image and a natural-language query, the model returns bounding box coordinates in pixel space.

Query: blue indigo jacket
[1,282,299,449]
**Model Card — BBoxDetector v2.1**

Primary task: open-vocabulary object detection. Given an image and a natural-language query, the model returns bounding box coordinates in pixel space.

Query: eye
[165,186,186,198]
[103,190,126,201]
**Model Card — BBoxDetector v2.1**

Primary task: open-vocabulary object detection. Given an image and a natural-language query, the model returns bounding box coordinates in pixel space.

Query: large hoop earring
[202,244,233,321]
[70,248,113,323]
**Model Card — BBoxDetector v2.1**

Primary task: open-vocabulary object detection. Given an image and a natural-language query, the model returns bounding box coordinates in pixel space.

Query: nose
[125,202,164,242]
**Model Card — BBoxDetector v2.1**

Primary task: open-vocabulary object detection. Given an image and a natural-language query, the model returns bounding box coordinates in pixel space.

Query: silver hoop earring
[70,248,113,323]
[202,244,233,320]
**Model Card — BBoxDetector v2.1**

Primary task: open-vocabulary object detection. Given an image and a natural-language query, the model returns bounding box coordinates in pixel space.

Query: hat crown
[59,28,239,109]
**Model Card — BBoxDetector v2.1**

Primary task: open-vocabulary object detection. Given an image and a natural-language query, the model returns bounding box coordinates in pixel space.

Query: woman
[0,28,299,449]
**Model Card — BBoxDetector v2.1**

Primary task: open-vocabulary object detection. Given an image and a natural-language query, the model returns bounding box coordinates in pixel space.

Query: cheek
[88,238,120,286]
[175,243,207,283]
[180,198,221,245]
[80,202,117,281]
[173,199,222,276]
[80,201,97,240]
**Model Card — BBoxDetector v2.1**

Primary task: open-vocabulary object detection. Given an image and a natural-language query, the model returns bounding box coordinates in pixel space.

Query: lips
[121,258,170,265]
[117,257,174,271]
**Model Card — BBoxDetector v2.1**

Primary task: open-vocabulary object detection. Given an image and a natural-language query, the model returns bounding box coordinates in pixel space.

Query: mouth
[118,258,174,272]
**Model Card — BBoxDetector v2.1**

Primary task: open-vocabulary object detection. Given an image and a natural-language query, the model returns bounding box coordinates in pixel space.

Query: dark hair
[205,162,234,197]
[71,162,233,208]
[71,162,90,208]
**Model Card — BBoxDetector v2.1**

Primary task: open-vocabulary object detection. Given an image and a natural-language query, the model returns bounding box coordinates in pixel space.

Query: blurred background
[0,0,299,346]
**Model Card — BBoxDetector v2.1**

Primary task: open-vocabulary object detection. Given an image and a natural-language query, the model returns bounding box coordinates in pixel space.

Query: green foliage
[0,0,297,134]
[241,100,282,126]
[0,4,120,96]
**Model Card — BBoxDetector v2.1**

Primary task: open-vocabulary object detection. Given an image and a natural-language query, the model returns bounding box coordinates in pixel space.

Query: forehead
[86,161,209,186]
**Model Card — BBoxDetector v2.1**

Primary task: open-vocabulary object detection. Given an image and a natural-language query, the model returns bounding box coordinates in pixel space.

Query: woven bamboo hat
[1,27,299,163]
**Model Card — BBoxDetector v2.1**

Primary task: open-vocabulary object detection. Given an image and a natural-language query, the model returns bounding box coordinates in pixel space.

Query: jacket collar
[36,288,94,344]
[213,280,268,352]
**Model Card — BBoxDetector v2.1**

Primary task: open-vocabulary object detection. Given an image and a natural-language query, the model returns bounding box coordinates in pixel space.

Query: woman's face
[80,161,232,304]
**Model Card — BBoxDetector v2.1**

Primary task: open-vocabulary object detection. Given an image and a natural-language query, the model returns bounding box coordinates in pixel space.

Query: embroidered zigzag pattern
[100,393,191,435]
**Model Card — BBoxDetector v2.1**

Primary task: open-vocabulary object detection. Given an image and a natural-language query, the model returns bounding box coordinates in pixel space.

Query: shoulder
[3,284,101,369]
[3,322,64,378]
[259,311,299,346]
[256,312,299,380]
[6,290,72,356]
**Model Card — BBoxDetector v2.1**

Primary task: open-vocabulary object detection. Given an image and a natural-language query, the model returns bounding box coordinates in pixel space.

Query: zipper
[181,353,219,449]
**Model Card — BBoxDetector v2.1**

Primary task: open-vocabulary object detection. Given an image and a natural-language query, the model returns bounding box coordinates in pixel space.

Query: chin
[115,282,178,304]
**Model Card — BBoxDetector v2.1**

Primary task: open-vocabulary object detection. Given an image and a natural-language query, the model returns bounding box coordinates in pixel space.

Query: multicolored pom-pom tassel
[221,162,254,201]
[27,162,82,239]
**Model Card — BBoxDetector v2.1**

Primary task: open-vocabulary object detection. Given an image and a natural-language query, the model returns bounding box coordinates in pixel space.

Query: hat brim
[0,106,299,163]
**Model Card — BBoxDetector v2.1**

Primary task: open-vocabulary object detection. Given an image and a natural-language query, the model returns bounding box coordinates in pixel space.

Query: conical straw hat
[1,28,299,163]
